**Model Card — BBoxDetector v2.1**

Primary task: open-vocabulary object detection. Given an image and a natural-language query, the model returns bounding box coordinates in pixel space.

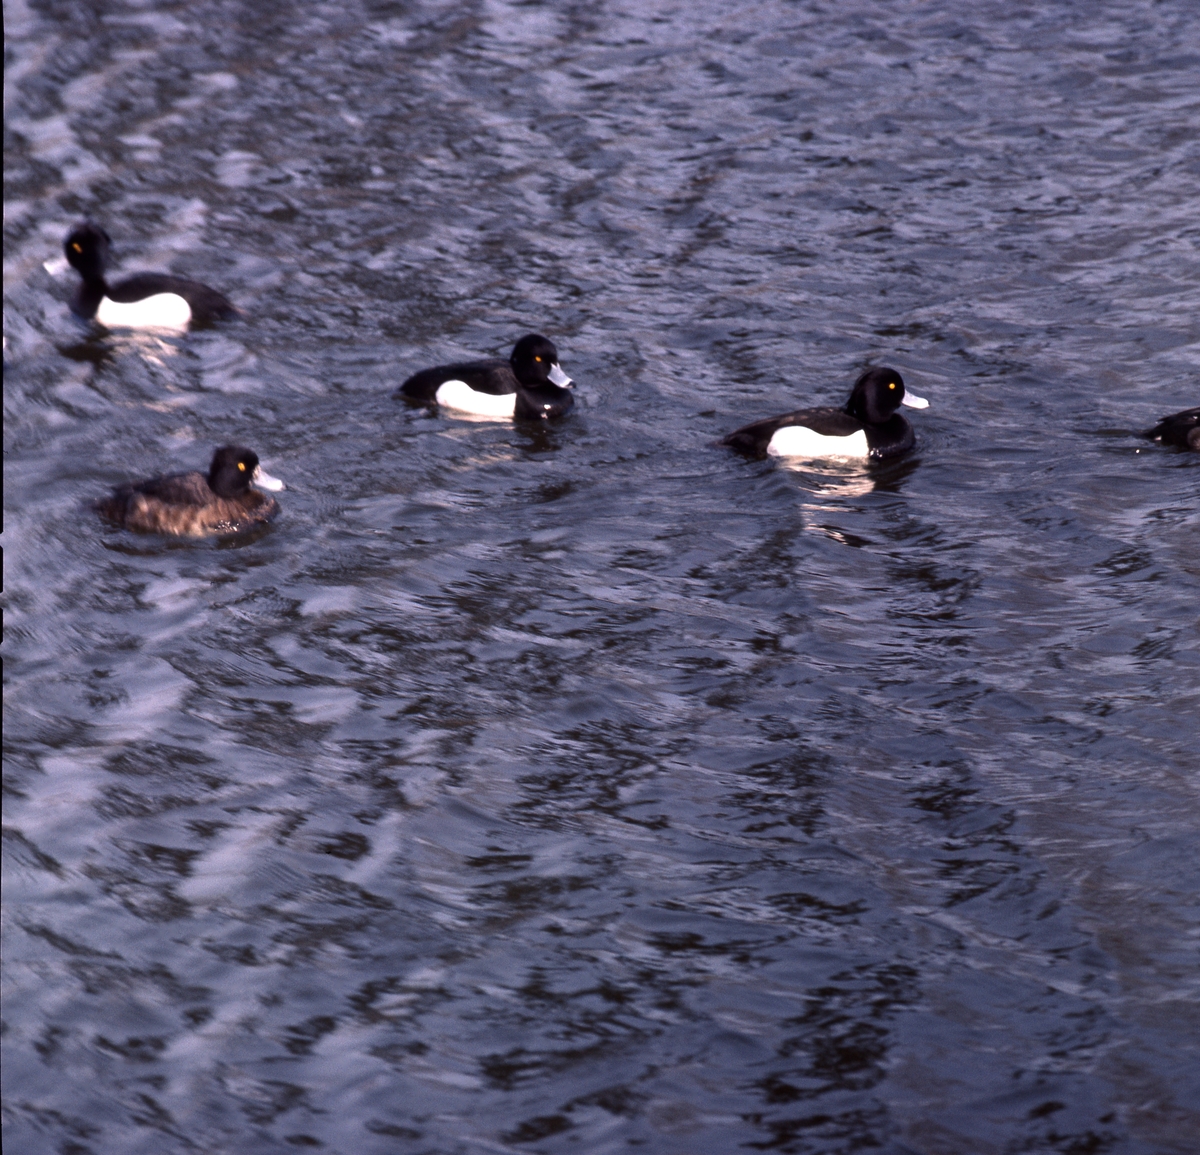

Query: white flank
[252,466,284,492]
[548,363,572,386]
[96,292,191,331]
[767,426,870,459]
[435,379,517,417]
[901,392,929,409]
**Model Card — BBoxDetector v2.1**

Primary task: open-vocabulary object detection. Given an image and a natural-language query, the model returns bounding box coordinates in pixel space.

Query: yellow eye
[238,462,246,471]
[888,382,896,389]
[72,242,82,252]
[534,355,542,362]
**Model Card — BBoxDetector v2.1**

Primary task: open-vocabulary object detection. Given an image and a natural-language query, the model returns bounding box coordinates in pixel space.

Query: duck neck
[71,275,108,320]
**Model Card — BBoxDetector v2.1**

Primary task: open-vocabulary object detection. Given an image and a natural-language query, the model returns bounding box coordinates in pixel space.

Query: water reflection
[776,459,879,497]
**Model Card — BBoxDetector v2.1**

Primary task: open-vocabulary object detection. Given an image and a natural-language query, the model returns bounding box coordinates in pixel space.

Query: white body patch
[96,292,191,331]
[435,379,517,417]
[767,426,870,459]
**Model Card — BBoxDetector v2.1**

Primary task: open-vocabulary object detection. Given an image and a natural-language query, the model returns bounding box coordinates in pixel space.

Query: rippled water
[5,1,1199,1152]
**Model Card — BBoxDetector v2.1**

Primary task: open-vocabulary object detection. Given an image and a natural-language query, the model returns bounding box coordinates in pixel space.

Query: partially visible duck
[723,367,929,461]
[1141,405,1200,451]
[96,445,283,535]
[397,333,574,420]
[65,221,237,331]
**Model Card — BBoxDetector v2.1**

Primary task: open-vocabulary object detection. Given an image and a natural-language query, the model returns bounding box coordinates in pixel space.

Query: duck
[723,367,929,461]
[95,445,283,535]
[397,333,574,420]
[65,221,237,331]
[1140,405,1200,451]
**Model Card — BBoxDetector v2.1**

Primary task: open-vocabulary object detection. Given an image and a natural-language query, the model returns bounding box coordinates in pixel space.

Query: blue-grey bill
[253,466,285,491]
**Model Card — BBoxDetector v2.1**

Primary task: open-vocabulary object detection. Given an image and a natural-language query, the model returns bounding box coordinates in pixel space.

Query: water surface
[4,1,1199,1152]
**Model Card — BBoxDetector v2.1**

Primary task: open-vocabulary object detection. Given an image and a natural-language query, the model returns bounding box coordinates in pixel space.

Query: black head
[207,446,261,498]
[509,333,569,388]
[64,222,112,280]
[845,367,908,425]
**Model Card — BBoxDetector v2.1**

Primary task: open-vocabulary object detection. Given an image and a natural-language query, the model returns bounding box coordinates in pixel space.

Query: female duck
[398,333,573,420]
[65,221,237,331]
[723,367,929,461]
[1141,405,1199,451]
[96,446,283,536]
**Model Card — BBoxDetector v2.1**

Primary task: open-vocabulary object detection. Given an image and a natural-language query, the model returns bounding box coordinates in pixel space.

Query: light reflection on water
[5,0,1199,1153]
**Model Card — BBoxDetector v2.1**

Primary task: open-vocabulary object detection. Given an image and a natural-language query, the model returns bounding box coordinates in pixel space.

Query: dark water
[4,0,1199,1152]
